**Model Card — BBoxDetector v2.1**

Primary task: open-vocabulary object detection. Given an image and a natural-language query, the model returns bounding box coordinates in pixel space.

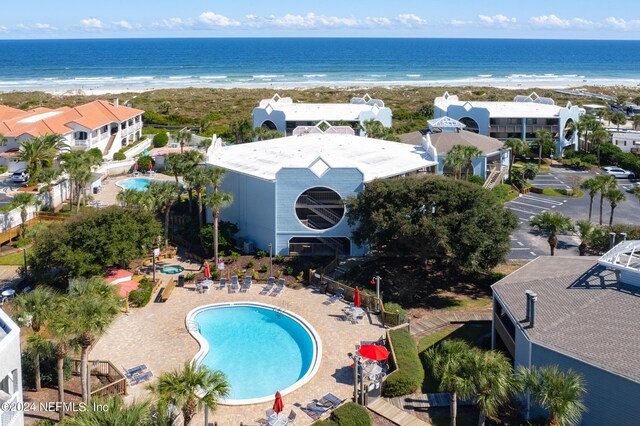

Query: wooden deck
[368,399,430,426]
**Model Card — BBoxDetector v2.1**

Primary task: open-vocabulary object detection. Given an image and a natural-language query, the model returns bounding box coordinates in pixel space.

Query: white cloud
[396,14,427,27]
[529,15,598,30]
[112,20,135,30]
[0,26,7,32]
[34,23,55,30]
[478,14,516,27]
[198,11,240,27]
[363,17,392,27]
[15,23,56,31]
[450,19,471,26]
[606,17,640,31]
[151,17,193,29]
[80,18,104,29]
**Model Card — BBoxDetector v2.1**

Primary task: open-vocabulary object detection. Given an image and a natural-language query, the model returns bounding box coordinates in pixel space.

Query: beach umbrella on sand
[358,344,390,361]
[354,287,361,308]
[203,261,211,279]
[273,391,284,414]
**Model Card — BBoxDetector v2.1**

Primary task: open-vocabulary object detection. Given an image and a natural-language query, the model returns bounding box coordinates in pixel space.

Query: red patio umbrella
[358,344,390,361]
[148,160,153,171]
[354,287,361,308]
[133,162,138,171]
[273,391,284,414]
[203,261,211,279]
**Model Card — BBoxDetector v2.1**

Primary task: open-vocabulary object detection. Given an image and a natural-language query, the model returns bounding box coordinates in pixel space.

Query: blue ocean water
[194,305,316,401]
[0,38,639,91]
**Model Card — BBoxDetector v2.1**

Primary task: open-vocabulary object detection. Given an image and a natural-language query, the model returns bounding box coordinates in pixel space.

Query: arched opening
[295,187,344,230]
[563,118,575,141]
[261,120,277,130]
[458,117,480,134]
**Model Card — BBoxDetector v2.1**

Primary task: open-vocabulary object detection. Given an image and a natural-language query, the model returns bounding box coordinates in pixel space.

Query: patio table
[268,412,289,426]
[1,289,15,299]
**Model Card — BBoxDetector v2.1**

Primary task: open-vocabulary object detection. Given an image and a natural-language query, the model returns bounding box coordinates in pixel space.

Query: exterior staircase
[483,166,507,190]
[103,133,117,156]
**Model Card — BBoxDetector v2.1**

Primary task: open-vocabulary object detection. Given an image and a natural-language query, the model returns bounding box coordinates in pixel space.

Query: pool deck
[93,172,175,206]
[91,270,385,425]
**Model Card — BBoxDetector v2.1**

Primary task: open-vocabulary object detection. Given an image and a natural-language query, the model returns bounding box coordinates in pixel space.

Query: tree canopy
[29,206,161,281]
[346,176,518,272]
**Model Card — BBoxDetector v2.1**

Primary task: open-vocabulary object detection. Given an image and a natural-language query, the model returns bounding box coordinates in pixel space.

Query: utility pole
[152,242,159,285]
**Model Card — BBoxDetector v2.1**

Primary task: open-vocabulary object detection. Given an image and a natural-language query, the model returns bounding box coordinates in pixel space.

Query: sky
[2,0,640,40]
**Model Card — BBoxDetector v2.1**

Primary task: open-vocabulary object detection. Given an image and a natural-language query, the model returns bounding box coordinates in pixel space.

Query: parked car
[11,170,29,183]
[601,167,635,179]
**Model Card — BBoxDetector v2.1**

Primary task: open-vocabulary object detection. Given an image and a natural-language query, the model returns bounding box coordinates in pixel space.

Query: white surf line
[509,201,550,209]
[520,195,564,205]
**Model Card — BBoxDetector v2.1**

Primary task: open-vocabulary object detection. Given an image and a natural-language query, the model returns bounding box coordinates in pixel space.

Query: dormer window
[75,131,88,141]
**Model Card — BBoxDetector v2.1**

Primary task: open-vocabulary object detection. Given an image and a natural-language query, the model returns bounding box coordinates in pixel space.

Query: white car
[11,170,29,183]
[601,167,635,179]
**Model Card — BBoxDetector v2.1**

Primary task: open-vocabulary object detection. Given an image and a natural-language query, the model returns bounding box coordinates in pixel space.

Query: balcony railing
[74,140,89,147]
[0,392,20,426]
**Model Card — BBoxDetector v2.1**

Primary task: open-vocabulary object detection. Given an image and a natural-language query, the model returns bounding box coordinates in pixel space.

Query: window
[526,118,538,125]
[101,125,108,133]
[121,122,126,130]
[507,118,520,125]
[74,131,88,140]
[0,374,9,394]
[295,187,344,230]
[624,141,627,146]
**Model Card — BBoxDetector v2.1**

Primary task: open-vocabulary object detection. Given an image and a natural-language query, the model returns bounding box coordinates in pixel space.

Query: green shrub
[588,224,640,254]
[185,272,197,281]
[0,166,7,174]
[15,237,31,248]
[230,251,240,263]
[274,255,285,264]
[467,175,484,185]
[113,151,126,161]
[211,270,221,280]
[142,126,162,135]
[137,155,153,170]
[256,250,267,259]
[383,302,408,324]
[383,328,424,397]
[285,266,294,276]
[296,271,304,282]
[247,260,255,268]
[327,402,371,426]
[128,278,153,307]
[492,184,515,202]
[259,264,268,273]
[153,132,169,148]
[22,352,72,389]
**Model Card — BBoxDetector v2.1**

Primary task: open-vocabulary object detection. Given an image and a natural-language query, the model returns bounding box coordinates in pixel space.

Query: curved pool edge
[185,302,323,406]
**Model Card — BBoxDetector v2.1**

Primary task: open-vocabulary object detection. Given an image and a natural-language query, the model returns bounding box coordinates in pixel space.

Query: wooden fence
[71,359,127,399]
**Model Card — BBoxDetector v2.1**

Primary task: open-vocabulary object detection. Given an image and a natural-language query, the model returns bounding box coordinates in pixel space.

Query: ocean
[1,38,639,92]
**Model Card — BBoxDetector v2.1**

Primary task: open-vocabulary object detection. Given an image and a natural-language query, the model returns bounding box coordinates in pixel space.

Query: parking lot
[506,169,640,260]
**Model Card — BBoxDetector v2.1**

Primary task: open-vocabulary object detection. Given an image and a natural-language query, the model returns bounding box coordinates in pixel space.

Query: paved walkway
[409,310,492,337]
[368,399,430,426]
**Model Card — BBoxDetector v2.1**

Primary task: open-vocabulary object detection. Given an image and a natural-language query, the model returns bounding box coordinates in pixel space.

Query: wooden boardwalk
[368,398,431,426]
[409,311,492,337]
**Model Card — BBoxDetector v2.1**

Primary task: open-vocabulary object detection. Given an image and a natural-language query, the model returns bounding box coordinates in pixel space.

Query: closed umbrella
[133,162,138,171]
[354,287,361,308]
[273,391,284,414]
[203,261,211,279]
[148,160,153,171]
[358,344,390,361]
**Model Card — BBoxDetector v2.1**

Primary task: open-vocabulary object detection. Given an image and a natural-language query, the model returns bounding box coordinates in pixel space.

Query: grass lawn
[541,188,585,198]
[438,297,492,312]
[514,161,551,173]
[0,250,27,265]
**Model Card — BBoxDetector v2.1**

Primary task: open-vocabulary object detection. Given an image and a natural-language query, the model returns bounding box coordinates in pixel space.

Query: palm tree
[63,396,151,426]
[148,361,230,426]
[198,137,213,155]
[253,127,284,141]
[605,187,626,226]
[147,181,182,247]
[518,365,586,426]
[594,174,616,225]
[529,211,574,256]
[172,128,193,153]
[12,286,58,391]
[69,278,121,404]
[575,220,595,256]
[18,134,68,178]
[616,94,628,107]
[469,350,516,426]
[504,138,528,184]
[611,111,627,130]
[424,340,475,426]
[230,119,252,144]
[167,151,204,214]
[183,166,220,231]
[580,177,600,222]
[444,145,466,179]
[11,192,40,235]
[534,129,553,167]
[60,150,102,212]
[38,167,61,209]
[204,192,233,261]
[362,119,387,138]
[590,126,609,166]
[460,146,482,179]
[47,297,77,422]
[165,153,184,187]
[631,184,640,203]
[575,115,597,152]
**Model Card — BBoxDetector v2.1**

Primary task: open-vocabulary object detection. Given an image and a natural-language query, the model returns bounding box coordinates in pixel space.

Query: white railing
[0,392,20,426]
[74,140,89,147]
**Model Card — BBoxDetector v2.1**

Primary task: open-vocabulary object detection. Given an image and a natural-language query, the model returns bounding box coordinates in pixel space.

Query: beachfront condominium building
[0,98,144,169]
[252,94,392,136]
[206,127,437,257]
[491,241,640,425]
[434,92,582,156]
[399,116,510,180]
[0,309,23,426]
[610,129,640,153]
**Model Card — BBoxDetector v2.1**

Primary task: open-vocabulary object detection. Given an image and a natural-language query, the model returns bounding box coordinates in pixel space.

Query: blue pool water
[160,265,184,274]
[117,178,157,191]
[193,305,318,402]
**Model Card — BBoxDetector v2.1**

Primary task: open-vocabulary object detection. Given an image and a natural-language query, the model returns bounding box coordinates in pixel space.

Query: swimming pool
[160,265,184,274]
[116,178,158,191]
[187,303,322,405]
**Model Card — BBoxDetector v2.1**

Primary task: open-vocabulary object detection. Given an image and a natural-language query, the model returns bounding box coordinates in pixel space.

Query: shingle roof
[492,256,640,383]
[399,129,504,155]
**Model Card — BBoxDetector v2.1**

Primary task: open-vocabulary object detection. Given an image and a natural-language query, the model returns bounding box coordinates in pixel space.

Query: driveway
[506,168,640,259]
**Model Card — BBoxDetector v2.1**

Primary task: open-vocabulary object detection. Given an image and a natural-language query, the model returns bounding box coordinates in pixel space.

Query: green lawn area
[514,161,551,173]
[0,250,27,265]
[541,188,585,198]
[419,323,492,393]
[439,297,492,312]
